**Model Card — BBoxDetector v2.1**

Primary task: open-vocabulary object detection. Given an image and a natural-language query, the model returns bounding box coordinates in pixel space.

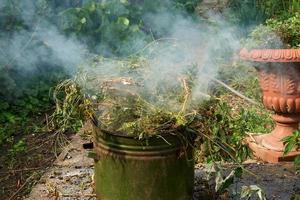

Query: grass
[50,54,273,163]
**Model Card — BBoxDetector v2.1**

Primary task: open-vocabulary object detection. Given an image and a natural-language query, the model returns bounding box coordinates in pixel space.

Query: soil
[24,133,95,200]
[23,133,300,200]
[194,162,300,200]
[0,130,62,200]
[232,163,300,199]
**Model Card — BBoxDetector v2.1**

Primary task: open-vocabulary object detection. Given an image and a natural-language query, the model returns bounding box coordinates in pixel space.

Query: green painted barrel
[92,126,195,200]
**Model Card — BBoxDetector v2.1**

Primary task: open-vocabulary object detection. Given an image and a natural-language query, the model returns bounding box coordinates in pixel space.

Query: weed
[195,96,272,163]
[202,163,266,199]
[282,131,300,166]
[240,185,266,200]
[8,140,27,157]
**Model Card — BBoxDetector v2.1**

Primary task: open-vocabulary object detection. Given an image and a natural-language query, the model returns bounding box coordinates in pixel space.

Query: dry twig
[0,167,45,174]
[180,77,191,113]
[203,74,259,105]
[8,173,36,200]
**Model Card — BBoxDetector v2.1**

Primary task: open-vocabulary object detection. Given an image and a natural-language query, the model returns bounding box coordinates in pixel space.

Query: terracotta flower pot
[240,48,300,163]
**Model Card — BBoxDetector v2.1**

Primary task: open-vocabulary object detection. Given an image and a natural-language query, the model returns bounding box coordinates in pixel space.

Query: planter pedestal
[246,135,299,163]
[240,49,300,163]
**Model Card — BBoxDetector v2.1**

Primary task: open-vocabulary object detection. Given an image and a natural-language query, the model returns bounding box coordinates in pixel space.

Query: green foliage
[0,0,286,168]
[282,131,300,155]
[294,155,300,166]
[196,98,273,162]
[103,100,191,138]
[58,0,201,56]
[59,0,150,56]
[282,130,300,165]
[0,0,68,147]
[0,68,66,146]
[0,1,25,32]
[0,0,50,32]
[1,0,283,197]
[263,0,300,19]
[205,164,265,198]
[256,0,300,19]
[173,0,201,13]
[196,61,271,163]
[226,0,300,35]
[8,140,27,157]
[51,62,197,138]
[266,13,300,47]
[50,79,90,134]
[217,63,261,101]
[0,0,202,150]
[225,0,267,29]
[242,24,284,49]
[241,1,300,48]
[215,166,243,195]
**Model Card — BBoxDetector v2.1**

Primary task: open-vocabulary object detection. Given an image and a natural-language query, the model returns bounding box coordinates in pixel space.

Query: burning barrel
[90,121,195,200]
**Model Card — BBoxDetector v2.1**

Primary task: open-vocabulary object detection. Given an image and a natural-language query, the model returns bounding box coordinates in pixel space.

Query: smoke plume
[0,0,242,106]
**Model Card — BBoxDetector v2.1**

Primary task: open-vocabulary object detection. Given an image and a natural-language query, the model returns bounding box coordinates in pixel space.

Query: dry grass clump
[50,56,199,139]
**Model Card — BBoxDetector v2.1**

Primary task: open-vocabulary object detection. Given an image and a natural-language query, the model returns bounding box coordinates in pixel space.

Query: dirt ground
[21,134,300,200]
[0,131,60,200]
[194,162,300,200]
[24,134,95,200]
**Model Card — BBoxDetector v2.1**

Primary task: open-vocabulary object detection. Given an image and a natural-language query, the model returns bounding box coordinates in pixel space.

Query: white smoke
[0,0,242,106]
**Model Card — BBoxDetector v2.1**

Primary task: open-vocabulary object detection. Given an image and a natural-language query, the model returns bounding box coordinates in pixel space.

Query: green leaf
[215,170,235,194]
[294,155,300,165]
[120,0,128,4]
[117,17,130,26]
[283,140,296,156]
[130,24,140,32]
[80,17,86,24]
[3,112,16,123]
[234,167,243,178]
[0,101,9,110]
[89,3,96,12]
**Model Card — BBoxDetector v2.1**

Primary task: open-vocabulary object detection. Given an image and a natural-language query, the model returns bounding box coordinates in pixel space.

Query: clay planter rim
[240,48,300,63]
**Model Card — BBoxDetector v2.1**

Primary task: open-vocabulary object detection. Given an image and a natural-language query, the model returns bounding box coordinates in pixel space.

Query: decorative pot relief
[258,65,300,113]
[240,49,300,153]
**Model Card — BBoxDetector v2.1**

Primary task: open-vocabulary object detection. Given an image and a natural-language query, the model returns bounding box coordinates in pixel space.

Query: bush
[266,13,300,48]
[242,12,300,49]
[196,97,273,162]
[242,24,284,49]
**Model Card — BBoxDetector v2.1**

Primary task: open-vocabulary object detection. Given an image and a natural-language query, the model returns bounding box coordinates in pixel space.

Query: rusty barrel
[91,125,195,200]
